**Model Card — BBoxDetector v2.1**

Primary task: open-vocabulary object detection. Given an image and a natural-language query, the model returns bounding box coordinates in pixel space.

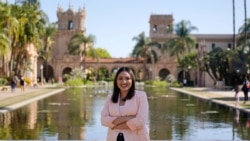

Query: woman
[242,79,249,104]
[101,67,150,141]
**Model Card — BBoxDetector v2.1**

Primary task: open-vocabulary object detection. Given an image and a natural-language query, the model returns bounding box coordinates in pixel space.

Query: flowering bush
[24,77,32,85]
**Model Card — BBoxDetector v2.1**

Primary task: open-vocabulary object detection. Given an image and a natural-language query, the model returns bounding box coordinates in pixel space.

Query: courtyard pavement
[0,85,45,100]
[0,84,65,113]
[171,87,250,113]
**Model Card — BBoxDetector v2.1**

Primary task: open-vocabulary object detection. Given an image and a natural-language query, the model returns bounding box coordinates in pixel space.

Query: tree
[0,32,10,75]
[202,47,232,86]
[0,3,20,76]
[178,51,198,81]
[87,47,111,59]
[86,47,111,81]
[237,18,250,79]
[68,32,95,70]
[131,32,158,80]
[12,2,46,76]
[237,18,250,51]
[38,22,57,81]
[232,0,236,49]
[163,20,197,62]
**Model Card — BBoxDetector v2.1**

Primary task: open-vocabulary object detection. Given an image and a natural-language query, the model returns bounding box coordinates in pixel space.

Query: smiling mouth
[120,84,128,88]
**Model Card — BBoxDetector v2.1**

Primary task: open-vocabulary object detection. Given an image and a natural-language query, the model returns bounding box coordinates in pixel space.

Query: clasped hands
[111,115,135,130]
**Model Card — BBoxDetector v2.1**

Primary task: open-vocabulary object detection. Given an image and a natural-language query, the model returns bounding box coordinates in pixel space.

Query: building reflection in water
[26,102,38,129]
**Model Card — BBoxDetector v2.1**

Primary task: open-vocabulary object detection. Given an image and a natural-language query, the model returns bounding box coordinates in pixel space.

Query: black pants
[243,91,249,101]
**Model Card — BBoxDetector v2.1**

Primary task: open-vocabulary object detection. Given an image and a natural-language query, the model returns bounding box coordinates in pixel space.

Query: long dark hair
[111,67,135,103]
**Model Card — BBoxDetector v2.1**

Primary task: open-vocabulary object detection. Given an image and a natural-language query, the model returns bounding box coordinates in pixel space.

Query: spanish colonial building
[34,6,234,88]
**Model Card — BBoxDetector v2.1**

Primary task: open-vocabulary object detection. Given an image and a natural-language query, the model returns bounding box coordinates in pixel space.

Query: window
[68,20,73,30]
[195,43,199,49]
[212,43,215,49]
[228,43,231,49]
[152,25,157,32]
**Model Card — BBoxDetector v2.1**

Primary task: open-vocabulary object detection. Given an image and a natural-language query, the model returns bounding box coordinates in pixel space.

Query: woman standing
[101,67,150,141]
[242,79,249,104]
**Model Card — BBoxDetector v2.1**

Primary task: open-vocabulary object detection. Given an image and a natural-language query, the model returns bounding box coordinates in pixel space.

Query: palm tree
[162,20,197,83]
[0,32,10,75]
[0,33,10,55]
[0,3,21,77]
[244,0,247,48]
[163,20,197,62]
[178,51,198,82]
[232,0,236,49]
[131,32,158,80]
[15,0,39,6]
[38,22,57,81]
[68,33,96,70]
[12,3,46,76]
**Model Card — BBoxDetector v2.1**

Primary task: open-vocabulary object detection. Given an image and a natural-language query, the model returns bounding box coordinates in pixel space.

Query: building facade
[149,14,234,87]
[34,6,235,87]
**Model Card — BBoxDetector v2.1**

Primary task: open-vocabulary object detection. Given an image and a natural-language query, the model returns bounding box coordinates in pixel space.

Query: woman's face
[116,71,132,93]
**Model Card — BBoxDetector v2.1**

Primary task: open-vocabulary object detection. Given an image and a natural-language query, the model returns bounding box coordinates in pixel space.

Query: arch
[97,66,109,81]
[46,65,54,81]
[62,67,72,82]
[159,68,170,80]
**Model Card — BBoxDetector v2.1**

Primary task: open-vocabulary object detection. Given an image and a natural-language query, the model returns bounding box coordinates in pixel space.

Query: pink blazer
[101,90,150,141]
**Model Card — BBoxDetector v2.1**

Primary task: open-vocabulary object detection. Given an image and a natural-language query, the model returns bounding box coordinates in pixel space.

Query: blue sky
[7,0,250,58]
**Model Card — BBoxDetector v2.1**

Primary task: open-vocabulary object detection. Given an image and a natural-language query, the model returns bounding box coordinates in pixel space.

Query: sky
[7,0,250,58]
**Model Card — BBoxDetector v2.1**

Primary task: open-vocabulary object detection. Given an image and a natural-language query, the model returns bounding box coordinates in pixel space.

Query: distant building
[38,5,87,80]
[149,14,234,87]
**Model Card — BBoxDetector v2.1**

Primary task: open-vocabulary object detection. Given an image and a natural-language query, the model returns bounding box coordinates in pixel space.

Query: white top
[119,105,124,116]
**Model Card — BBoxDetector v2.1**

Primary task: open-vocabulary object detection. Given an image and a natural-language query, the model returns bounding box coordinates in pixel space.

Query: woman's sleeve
[101,95,116,128]
[126,91,149,131]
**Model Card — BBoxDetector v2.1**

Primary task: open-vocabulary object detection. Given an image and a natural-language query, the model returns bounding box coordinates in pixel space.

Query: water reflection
[0,87,250,140]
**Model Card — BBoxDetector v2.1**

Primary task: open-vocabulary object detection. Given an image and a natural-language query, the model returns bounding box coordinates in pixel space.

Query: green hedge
[0,78,8,86]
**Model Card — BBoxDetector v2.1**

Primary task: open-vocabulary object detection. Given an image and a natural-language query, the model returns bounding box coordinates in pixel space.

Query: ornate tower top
[149,14,174,41]
[56,4,86,31]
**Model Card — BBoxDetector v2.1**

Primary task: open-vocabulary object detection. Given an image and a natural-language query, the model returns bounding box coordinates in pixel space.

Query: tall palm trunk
[45,59,48,82]
[83,44,87,70]
[233,0,236,49]
[143,57,147,81]
[244,0,247,47]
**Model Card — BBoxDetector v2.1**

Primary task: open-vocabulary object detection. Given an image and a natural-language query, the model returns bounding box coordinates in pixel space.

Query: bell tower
[149,14,174,42]
[51,4,86,79]
[53,4,86,59]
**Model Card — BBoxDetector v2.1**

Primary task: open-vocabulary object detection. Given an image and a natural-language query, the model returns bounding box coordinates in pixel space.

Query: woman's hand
[112,122,129,130]
[111,115,135,129]
[113,115,135,125]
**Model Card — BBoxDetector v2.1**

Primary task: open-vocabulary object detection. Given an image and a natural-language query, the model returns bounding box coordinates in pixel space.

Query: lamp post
[40,64,43,86]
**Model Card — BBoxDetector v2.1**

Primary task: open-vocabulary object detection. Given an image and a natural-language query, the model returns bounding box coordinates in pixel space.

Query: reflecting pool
[0,87,250,140]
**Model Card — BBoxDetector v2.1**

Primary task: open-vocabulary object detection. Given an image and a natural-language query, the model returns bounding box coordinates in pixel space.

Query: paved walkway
[0,86,40,100]
[171,87,250,113]
[0,84,65,113]
[0,85,49,101]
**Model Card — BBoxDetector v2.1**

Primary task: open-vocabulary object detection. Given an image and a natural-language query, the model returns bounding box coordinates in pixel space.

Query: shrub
[64,78,84,87]
[0,78,8,86]
[24,77,32,85]
[145,80,167,87]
